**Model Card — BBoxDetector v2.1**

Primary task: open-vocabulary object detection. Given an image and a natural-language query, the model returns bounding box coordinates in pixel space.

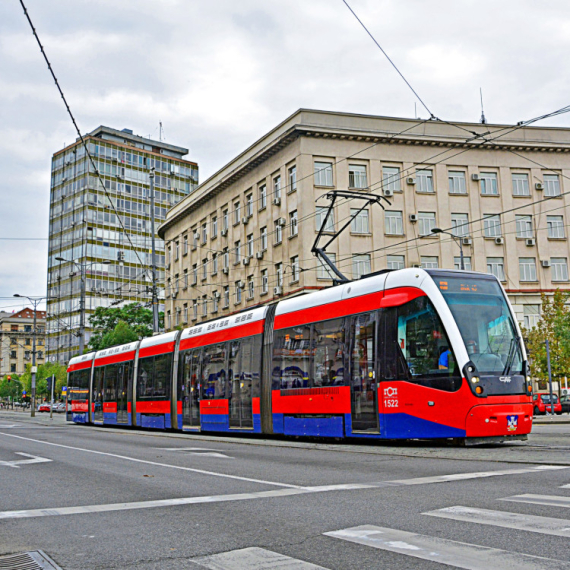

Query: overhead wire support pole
[149,167,159,334]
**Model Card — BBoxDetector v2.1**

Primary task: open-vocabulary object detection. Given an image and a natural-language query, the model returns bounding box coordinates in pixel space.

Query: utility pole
[78,266,86,355]
[149,166,159,334]
[546,339,555,416]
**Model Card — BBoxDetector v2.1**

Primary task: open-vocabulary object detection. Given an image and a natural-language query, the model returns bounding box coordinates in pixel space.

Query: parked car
[533,393,562,415]
[560,395,570,414]
[53,403,66,413]
[38,403,51,413]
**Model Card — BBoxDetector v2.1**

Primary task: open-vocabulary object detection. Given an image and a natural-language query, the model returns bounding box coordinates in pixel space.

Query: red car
[533,393,562,415]
[38,403,51,413]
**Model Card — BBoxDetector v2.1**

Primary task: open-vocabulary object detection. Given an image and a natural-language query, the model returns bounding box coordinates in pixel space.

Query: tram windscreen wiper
[502,336,519,376]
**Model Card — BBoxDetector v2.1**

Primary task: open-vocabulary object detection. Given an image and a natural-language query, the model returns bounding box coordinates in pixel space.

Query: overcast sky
[1,0,569,312]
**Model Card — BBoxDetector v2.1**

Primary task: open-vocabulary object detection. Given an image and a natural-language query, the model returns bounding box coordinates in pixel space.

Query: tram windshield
[430,273,524,375]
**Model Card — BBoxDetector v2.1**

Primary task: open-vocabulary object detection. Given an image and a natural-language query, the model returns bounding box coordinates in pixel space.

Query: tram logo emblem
[384,387,398,398]
[506,415,518,431]
[499,376,512,383]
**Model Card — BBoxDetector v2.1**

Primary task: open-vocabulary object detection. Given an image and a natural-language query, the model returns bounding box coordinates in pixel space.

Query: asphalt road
[1,411,570,570]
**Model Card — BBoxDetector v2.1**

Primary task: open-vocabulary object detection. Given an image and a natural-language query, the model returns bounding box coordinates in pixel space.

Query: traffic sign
[62,386,67,393]
[22,390,26,396]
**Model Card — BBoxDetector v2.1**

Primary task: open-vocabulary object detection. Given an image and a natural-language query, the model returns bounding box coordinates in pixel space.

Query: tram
[67,268,533,443]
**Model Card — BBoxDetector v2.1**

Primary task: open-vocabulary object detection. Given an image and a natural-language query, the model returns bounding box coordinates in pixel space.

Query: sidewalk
[533,413,570,424]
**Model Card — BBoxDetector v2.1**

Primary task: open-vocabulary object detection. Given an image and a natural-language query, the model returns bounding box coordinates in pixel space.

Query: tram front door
[181,349,201,428]
[116,363,130,424]
[93,367,104,423]
[349,312,379,433]
[229,339,253,429]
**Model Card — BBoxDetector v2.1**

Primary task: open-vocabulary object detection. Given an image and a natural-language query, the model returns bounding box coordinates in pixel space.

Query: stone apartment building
[0,308,46,376]
[158,108,570,331]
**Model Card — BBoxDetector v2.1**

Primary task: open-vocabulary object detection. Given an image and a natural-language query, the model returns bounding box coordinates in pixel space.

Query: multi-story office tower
[46,126,198,364]
[159,109,570,331]
[0,308,46,375]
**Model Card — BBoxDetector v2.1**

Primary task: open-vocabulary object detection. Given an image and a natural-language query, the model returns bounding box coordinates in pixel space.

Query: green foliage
[0,374,22,401]
[523,290,570,390]
[88,303,162,351]
[13,362,67,400]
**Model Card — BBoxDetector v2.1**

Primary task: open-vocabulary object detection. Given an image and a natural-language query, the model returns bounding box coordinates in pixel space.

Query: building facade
[159,109,570,331]
[46,126,198,364]
[0,309,46,376]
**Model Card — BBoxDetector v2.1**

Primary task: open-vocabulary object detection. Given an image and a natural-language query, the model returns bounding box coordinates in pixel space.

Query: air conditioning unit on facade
[494,237,505,245]
[541,260,551,268]
[242,257,250,266]
[274,286,283,296]
[409,214,418,223]
[237,281,245,289]
[472,173,480,181]
[242,216,250,225]
[383,189,394,197]
[255,251,264,260]
[461,237,472,246]
[535,182,544,191]
[222,267,229,275]
[213,291,221,299]
[277,218,286,226]
[526,238,536,247]
[406,177,416,185]
[273,197,281,206]
[412,263,421,268]
[221,228,228,236]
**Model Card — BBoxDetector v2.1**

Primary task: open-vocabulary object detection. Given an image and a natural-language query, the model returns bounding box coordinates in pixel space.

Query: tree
[88,303,162,351]
[19,362,68,400]
[523,290,570,391]
[0,374,22,403]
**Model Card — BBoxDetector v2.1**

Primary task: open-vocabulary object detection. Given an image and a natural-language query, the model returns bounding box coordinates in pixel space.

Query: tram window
[228,340,241,398]
[202,343,227,399]
[395,297,461,392]
[314,318,345,386]
[179,348,202,402]
[273,325,312,389]
[103,364,118,402]
[137,354,171,399]
[243,336,261,398]
[69,369,90,401]
[350,313,376,389]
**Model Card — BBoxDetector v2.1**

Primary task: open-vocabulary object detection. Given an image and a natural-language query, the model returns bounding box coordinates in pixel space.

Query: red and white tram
[67,268,533,442]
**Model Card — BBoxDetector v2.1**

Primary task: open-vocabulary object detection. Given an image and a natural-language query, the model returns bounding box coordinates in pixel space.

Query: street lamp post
[13,294,45,418]
[149,167,159,334]
[431,227,465,270]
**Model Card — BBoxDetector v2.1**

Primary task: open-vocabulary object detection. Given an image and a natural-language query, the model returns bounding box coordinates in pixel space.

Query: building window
[202,295,208,317]
[291,256,300,282]
[274,220,283,244]
[175,241,180,260]
[10,350,16,359]
[202,259,208,280]
[290,210,298,237]
[382,166,401,192]
[276,263,283,287]
[234,202,241,225]
[192,300,198,320]
[212,216,218,238]
[551,258,569,281]
[175,308,180,327]
[418,212,436,236]
[454,256,472,270]
[349,164,367,189]
[247,277,254,299]
[246,193,253,217]
[350,209,369,234]
[223,248,229,269]
[234,241,241,264]
[201,222,207,244]
[213,294,219,313]
[451,213,469,237]
[183,234,188,255]
[487,257,505,281]
[385,211,403,235]
[520,257,537,281]
[223,286,230,308]
[212,253,218,274]
[314,161,333,186]
[515,215,533,238]
[387,255,405,270]
[416,169,434,193]
[352,254,371,279]
[420,256,439,269]
[544,174,561,197]
[247,234,254,257]
[10,364,16,373]
[483,214,501,237]
[259,184,267,209]
[448,171,466,194]
[223,209,229,231]
[512,173,530,196]
[316,207,334,232]
[288,165,297,192]
[274,175,281,200]
[547,215,565,238]
[261,269,268,294]
[317,253,337,279]
[183,269,188,289]
[523,305,540,329]
[235,281,242,304]
[480,172,498,195]
[261,226,268,250]
[183,304,188,323]
[192,230,199,248]
[192,264,198,285]
[166,311,171,329]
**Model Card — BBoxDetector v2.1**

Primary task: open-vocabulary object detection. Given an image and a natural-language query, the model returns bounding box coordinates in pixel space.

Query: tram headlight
[470,376,480,384]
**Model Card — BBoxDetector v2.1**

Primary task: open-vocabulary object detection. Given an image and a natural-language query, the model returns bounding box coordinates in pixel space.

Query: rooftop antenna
[414,102,417,119]
[479,88,487,124]
[159,121,163,142]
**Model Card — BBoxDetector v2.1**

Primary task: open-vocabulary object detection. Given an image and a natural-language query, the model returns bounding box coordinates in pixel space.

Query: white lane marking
[0,424,18,429]
[0,453,52,469]
[561,484,570,488]
[155,447,232,459]
[388,465,568,486]
[424,506,570,537]
[194,547,328,569]
[501,494,570,508]
[324,525,570,569]
[0,432,301,489]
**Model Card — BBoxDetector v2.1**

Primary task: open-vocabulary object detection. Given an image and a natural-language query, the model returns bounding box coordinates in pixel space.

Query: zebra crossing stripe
[501,494,570,508]
[324,525,570,569]
[193,547,328,569]
[424,506,570,537]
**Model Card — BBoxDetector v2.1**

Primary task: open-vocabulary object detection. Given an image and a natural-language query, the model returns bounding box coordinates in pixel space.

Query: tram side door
[229,339,254,429]
[116,363,129,424]
[93,367,104,423]
[182,349,201,428]
[349,312,379,433]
